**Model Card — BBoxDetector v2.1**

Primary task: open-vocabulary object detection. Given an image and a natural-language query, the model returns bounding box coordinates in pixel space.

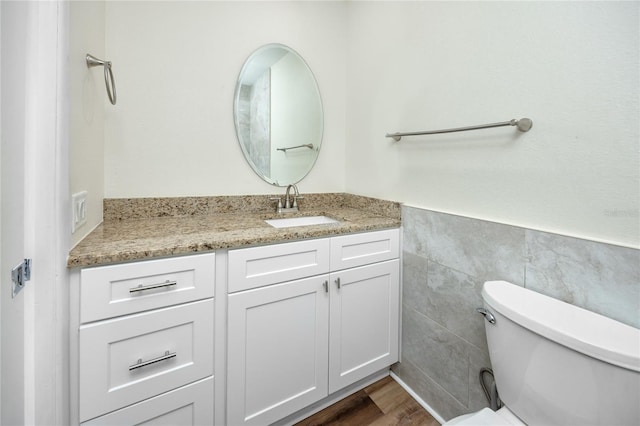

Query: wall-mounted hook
[86,54,116,105]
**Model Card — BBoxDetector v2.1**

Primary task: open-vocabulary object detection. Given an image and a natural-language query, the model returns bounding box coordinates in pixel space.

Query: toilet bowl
[442,280,640,426]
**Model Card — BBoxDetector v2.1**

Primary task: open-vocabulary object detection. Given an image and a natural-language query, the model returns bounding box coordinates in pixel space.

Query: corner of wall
[69,1,105,247]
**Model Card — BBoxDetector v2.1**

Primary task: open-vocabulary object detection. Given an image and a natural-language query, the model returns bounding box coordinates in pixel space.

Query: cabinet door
[227,275,329,425]
[329,259,400,393]
[82,377,213,426]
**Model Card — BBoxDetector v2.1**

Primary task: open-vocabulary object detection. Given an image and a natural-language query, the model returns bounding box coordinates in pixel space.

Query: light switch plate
[72,191,88,233]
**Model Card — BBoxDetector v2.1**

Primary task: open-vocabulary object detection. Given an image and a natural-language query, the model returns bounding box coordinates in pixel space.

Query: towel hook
[86,54,117,105]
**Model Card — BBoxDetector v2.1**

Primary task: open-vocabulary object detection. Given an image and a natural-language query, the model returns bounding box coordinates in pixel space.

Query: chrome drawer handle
[129,280,177,294]
[129,350,176,371]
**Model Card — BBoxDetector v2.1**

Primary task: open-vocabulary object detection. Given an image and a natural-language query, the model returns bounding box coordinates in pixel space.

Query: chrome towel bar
[386,118,533,141]
[86,53,117,105]
[277,143,314,152]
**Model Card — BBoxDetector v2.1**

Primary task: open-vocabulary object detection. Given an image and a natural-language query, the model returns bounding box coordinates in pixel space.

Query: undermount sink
[264,215,339,228]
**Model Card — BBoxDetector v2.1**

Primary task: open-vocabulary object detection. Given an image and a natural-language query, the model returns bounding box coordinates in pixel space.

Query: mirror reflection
[234,44,323,186]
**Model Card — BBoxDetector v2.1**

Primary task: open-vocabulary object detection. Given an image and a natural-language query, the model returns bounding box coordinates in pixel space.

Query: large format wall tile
[402,250,494,415]
[425,260,488,350]
[421,209,526,285]
[402,306,469,404]
[402,251,430,316]
[403,206,431,257]
[526,230,640,328]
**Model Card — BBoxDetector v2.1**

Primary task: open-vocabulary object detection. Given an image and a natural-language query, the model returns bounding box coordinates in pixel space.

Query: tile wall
[237,73,270,178]
[393,205,640,421]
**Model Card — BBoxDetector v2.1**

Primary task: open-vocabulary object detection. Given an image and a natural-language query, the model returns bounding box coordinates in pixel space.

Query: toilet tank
[481,280,640,426]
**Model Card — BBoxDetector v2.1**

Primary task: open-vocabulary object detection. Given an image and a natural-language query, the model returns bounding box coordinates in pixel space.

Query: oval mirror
[234,44,323,186]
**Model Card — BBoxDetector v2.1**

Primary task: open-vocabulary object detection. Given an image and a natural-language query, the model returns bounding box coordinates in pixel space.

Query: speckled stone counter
[67,193,401,268]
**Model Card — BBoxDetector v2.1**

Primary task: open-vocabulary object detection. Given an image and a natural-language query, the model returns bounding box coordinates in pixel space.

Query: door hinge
[11,258,31,298]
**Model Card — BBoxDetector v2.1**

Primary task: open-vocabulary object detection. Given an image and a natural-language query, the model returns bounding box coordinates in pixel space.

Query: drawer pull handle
[323,280,328,293]
[335,277,341,289]
[129,350,176,371]
[129,280,177,293]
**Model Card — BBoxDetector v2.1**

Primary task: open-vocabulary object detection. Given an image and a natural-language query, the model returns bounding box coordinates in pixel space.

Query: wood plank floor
[295,376,441,426]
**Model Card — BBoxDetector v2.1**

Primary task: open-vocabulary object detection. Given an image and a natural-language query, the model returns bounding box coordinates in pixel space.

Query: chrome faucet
[284,184,299,209]
[270,184,303,213]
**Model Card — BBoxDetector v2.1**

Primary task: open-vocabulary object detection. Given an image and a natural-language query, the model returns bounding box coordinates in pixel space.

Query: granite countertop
[67,193,401,268]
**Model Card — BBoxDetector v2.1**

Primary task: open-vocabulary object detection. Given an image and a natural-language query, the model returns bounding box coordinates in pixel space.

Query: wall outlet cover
[72,191,88,233]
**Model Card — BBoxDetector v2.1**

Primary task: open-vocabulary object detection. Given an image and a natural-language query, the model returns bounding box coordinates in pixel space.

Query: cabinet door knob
[323,281,328,293]
[335,277,341,289]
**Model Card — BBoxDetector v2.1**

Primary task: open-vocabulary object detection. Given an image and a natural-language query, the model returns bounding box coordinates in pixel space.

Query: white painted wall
[69,1,105,247]
[71,1,638,247]
[345,1,639,248]
[103,1,347,197]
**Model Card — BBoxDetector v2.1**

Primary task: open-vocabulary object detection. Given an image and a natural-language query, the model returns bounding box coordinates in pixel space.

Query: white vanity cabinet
[227,274,331,425]
[70,253,216,425]
[328,230,400,393]
[226,229,400,425]
[327,259,399,393]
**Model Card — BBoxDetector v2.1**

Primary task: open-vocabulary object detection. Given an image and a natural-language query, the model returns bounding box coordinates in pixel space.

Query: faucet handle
[269,197,283,213]
[292,195,304,208]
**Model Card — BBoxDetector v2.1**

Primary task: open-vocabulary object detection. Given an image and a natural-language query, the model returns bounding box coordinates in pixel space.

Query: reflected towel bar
[86,54,117,105]
[386,118,533,141]
[277,143,314,152]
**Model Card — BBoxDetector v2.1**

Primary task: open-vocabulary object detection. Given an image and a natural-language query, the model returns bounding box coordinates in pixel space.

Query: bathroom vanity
[64,39,405,425]
[68,194,401,425]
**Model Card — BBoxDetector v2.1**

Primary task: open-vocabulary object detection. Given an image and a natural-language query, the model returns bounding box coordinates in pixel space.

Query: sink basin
[265,215,339,228]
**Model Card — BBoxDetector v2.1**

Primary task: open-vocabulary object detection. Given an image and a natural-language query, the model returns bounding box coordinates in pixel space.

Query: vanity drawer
[80,253,215,323]
[330,229,400,271]
[82,377,214,425]
[228,238,330,293]
[78,299,214,422]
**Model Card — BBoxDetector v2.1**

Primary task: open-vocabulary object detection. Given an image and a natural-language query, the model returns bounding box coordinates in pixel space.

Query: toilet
[443,280,640,426]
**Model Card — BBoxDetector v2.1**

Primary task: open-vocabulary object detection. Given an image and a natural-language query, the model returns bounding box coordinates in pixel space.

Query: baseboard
[390,371,447,425]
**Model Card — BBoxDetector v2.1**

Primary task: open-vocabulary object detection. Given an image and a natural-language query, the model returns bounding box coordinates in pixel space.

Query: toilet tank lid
[482,281,640,372]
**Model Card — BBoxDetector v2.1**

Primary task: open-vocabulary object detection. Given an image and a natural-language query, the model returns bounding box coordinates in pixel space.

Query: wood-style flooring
[295,376,441,426]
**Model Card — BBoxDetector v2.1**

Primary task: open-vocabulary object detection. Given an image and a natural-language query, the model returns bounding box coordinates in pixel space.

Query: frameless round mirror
[234,44,323,186]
